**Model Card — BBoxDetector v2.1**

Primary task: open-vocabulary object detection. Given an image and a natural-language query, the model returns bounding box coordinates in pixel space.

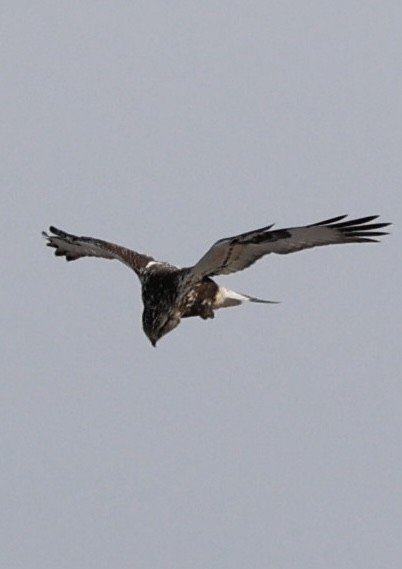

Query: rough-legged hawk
[42,215,390,346]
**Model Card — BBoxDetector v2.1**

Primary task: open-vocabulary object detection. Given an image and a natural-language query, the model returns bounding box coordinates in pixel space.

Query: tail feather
[241,293,279,304]
[214,286,279,309]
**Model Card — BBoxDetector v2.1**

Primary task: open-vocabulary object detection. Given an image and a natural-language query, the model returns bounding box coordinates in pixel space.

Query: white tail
[214,286,279,309]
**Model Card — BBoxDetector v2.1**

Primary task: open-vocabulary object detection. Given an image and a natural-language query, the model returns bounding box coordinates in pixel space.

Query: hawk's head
[142,308,181,346]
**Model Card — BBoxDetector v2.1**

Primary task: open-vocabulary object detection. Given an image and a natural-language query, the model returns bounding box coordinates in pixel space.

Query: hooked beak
[148,335,158,347]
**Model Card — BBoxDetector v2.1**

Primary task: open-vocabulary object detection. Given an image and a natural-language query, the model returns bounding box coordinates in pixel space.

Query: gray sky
[2,2,401,568]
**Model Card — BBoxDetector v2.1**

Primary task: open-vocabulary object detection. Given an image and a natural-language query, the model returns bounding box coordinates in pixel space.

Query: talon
[200,303,214,319]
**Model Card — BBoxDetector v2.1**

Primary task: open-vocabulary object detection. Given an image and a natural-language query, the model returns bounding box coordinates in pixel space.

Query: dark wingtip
[309,215,348,226]
[42,226,60,238]
[310,214,392,230]
[49,225,64,235]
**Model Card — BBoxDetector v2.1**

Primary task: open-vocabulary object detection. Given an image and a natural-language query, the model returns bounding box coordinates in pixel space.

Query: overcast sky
[2,2,401,568]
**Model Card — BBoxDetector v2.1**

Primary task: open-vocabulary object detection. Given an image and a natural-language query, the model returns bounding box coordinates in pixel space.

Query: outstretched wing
[42,226,154,277]
[185,215,390,280]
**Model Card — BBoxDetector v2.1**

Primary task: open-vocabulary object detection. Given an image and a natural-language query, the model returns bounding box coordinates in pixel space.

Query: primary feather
[42,214,390,345]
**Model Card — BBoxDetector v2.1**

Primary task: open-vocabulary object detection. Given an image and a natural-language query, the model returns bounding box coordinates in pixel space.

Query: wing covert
[42,226,154,276]
[185,215,390,281]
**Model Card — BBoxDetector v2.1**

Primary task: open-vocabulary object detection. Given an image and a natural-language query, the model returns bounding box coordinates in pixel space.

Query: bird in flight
[42,215,390,346]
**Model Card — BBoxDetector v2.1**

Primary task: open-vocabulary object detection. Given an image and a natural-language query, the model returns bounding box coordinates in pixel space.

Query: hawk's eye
[161,319,172,332]
[160,317,179,337]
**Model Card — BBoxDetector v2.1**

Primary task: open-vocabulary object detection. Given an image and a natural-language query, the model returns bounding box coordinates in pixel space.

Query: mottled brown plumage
[42,215,390,345]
